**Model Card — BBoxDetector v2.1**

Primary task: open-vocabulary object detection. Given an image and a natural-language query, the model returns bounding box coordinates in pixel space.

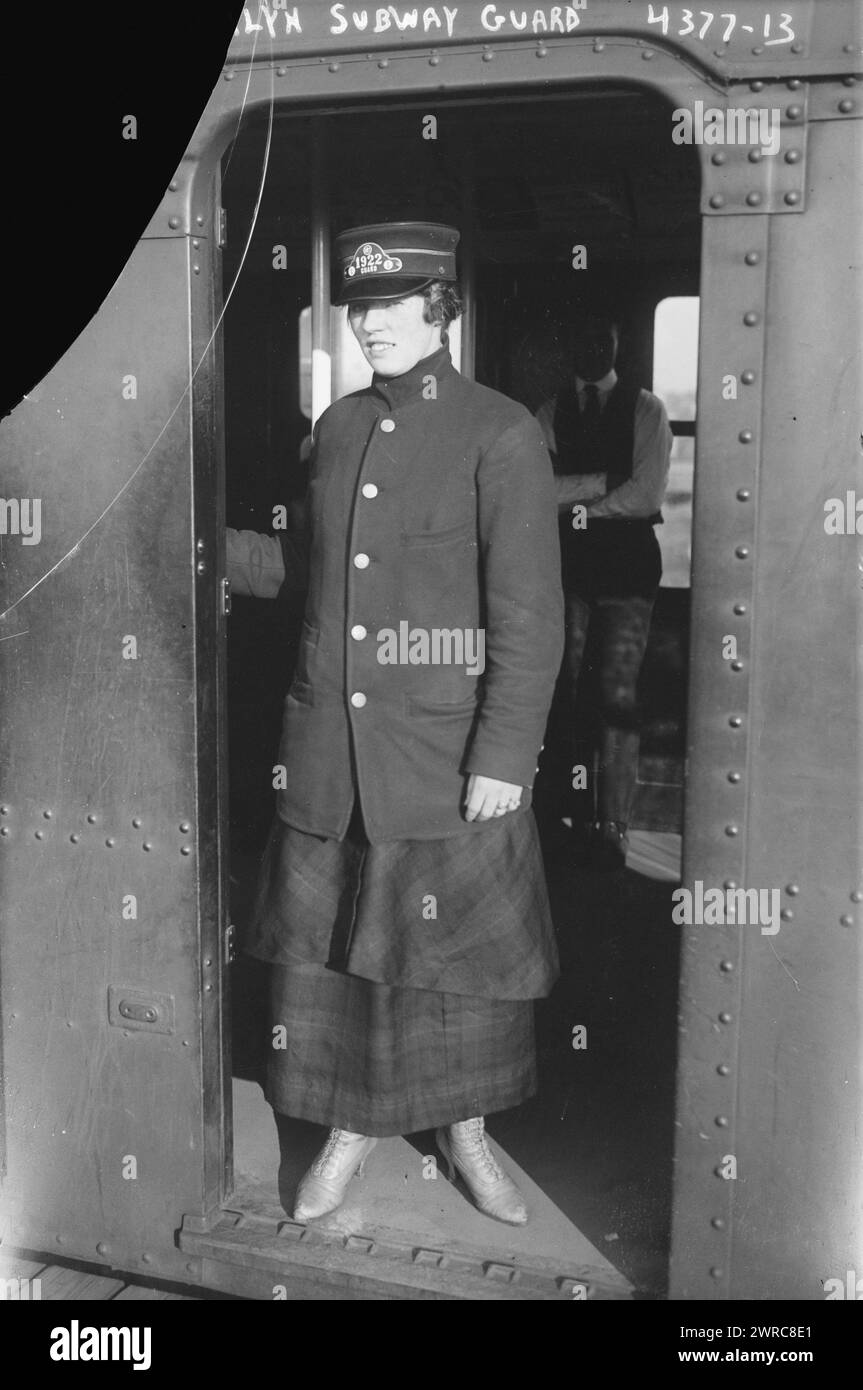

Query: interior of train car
[221,85,700,1295]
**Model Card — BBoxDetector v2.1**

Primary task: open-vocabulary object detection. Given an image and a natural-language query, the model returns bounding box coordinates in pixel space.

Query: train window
[653,296,699,588]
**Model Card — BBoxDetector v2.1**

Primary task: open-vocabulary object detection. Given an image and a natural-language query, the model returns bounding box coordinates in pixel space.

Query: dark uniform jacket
[248,344,564,844]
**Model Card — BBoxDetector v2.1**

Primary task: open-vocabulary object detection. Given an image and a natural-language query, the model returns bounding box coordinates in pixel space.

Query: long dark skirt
[266,960,537,1136]
[245,800,556,1135]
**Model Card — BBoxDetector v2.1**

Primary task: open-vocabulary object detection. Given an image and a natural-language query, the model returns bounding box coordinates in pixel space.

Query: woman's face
[348,294,443,377]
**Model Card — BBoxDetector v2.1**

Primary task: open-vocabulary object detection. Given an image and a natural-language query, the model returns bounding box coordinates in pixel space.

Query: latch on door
[108,986,175,1035]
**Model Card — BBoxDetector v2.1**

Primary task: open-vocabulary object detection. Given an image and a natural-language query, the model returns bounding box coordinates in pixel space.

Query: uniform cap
[333,221,460,304]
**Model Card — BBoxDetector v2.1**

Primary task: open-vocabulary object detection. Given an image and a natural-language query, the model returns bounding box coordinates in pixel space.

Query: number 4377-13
[646,6,796,44]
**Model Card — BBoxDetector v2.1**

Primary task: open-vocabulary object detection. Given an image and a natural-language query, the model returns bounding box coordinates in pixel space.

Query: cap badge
[345,241,404,279]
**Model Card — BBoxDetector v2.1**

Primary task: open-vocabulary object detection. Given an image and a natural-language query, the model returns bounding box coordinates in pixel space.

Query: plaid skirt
[244,802,559,1000]
[243,799,557,1134]
[265,961,537,1136]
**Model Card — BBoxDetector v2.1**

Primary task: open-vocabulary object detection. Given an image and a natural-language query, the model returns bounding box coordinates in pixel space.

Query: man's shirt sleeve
[586,391,673,519]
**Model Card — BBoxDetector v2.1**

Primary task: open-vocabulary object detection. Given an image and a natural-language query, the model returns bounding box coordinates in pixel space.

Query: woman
[227,221,563,1226]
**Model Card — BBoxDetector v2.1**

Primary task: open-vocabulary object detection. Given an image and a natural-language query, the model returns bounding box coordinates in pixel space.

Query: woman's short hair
[422,281,463,329]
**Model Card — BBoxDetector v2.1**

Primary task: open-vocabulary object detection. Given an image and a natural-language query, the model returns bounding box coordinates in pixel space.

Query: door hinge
[224,924,236,964]
[217,206,227,249]
[221,577,232,617]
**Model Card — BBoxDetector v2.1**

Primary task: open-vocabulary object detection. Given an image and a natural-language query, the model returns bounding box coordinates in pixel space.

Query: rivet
[745,192,762,207]
[741,369,756,384]
[56,1235,64,1244]
[180,822,191,833]
[850,890,863,904]
[181,846,192,856]
[169,179,179,191]
[717,1064,730,1077]
[713,49,725,59]
[642,49,655,60]
[786,105,802,119]
[536,46,548,58]
[711,151,727,166]
[186,1262,196,1273]
[784,191,801,206]
[35,831,44,840]
[839,914,855,927]
[593,40,605,52]
[723,880,738,892]
[743,311,759,326]
[0,827,7,837]
[66,1020,73,1028]
[724,825,739,837]
[168,216,181,230]
[428,54,439,65]
[142,1254,152,1264]
[142,842,152,852]
[780,908,794,921]
[196,539,205,554]
[205,984,213,993]
[727,771,741,783]
[277,65,287,76]
[790,42,804,54]
[744,251,760,265]
[733,603,747,615]
[842,76,857,87]
[328,62,339,72]
[730,661,743,671]
[787,78,802,90]
[196,561,206,575]
[785,883,800,896]
[748,149,763,164]
[223,71,235,81]
[738,429,753,443]
[182,1040,191,1047]
[106,838,115,848]
[710,1266,724,1279]
[735,545,750,558]
[750,80,764,92]
[378,58,388,68]
[195,215,204,227]
[70,834,79,844]
[843,44,856,54]
[784,149,801,164]
[709,194,725,209]
[751,45,763,56]
[719,960,734,972]
[729,715,743,728]
[482,51,494,62]
[711,1217,726,1229]
[87,813,98,824]
[193,265,200,275]
[96,1242,109,1256]
[736,488,751,501]
[715,1116,729,1127]
[0,806,8,814]
[838,99,855,114]
[43,809,52,819]
[132,817,142,828]
[204,959,212,968]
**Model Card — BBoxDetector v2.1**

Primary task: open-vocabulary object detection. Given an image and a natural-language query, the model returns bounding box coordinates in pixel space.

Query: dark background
[0,3,242,419]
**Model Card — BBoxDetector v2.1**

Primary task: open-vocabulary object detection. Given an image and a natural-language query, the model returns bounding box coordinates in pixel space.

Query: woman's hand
[464,774,523,822]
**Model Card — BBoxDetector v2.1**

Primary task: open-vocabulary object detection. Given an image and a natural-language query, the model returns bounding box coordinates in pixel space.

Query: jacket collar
[371,343,454,410]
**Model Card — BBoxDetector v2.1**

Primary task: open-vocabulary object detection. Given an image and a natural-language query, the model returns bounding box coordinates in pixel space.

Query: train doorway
[215,85,700,1298]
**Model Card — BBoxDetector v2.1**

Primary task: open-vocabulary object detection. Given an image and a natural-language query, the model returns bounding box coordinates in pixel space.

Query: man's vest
[552,378,662,524]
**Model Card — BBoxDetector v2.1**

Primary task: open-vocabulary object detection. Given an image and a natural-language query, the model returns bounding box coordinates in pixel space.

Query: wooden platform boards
[0,1252,214,1301]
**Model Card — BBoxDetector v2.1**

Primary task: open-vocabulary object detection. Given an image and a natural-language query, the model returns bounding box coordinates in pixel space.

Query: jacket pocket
[401,520,475,548]
[406,692,480,719]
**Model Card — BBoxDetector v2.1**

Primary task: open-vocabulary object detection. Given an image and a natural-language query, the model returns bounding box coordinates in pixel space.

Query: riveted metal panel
[726,115,863,1300]
[0,237,212,1288]
[669,212,769,1300]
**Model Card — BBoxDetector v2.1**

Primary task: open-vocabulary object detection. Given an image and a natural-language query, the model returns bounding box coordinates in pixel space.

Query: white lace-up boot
[292,1128,377,1223]
[436,1117,528,1226]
